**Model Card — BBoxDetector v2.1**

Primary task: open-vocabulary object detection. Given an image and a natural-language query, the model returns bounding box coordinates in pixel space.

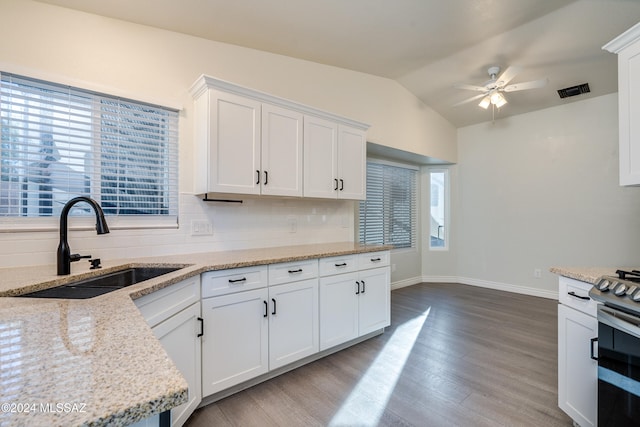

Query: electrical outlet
[533,268,542,279]
[287,217,297,233]
[191,220,213,236]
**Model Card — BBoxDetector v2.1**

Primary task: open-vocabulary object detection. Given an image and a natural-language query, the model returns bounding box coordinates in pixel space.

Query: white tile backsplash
[0,193,356,268]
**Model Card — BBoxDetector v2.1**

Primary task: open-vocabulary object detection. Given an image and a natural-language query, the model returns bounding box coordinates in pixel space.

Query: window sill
[0,216,178,233]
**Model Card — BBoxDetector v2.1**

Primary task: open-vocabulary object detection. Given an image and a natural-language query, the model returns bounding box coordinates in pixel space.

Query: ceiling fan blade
[503,78,548,92]
[496,66,522,86]
[452,93,487,107]
[453,83,488,92]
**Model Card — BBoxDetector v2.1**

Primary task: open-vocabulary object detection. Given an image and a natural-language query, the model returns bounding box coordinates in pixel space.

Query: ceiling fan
[453,66,547,110]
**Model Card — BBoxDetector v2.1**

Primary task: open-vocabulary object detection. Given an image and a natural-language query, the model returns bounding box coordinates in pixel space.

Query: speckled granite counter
[550,266,627,284]
[0,242,389,426]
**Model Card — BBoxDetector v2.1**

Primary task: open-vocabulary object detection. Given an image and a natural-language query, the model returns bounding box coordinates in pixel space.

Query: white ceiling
[35,0,640,127]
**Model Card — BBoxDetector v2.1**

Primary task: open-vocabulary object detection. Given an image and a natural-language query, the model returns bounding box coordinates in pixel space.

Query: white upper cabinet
[190,75,368,199]
[207,90,262,195]
[604,23,640,186]
[337,125,367,200]
[261,104,304,197]
[304,117,366,200]
[303,116,338,199]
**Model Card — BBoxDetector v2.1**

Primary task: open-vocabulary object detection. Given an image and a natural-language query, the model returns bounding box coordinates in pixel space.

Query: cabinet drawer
[319,254,358,277]
[135,275,201,328]
[558,276,598,317]
[202,265,268,298]
[358,251,390,270]
[268,259,318,286]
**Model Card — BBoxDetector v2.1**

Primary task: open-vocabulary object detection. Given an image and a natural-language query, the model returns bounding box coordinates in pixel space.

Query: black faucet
[57,196,110,275]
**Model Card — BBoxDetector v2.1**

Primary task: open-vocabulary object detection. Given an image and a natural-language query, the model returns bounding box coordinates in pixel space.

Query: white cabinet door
[304,115,338,199]
[337,125,366,200]
[152,302,202,427]
[268,279,319,369]
[604,24,640,185]
[558,304,598,427]
[261,104,303,197]
[319,272,359,350]
[358,267,390,336]
[303,117,366,200]
[209,90,261,195]
[619,40,640,186]
[201,288,269,396]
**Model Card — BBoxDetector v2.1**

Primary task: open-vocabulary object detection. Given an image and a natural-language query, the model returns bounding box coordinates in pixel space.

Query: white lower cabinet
[134,276,202,427]
[200,251,389,400]
[268,278,319,369]
[357,266,391,336]
[319,252,390,351]
[201,265,318,397]
[319,272,359,350]
[557,277,598,427]
[151,303,202,427]
[201,288,269,396]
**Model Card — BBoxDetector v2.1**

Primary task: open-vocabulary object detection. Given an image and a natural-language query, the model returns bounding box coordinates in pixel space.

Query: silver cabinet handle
[590,337,598,360]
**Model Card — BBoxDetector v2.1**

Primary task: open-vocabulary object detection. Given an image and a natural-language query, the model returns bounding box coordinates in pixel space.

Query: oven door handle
[598,305,640,339]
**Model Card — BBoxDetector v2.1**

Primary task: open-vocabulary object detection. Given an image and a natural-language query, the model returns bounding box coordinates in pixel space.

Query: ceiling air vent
[557,83,590,99]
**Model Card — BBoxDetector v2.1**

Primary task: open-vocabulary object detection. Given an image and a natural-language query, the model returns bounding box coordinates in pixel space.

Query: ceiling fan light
[492,92,507,108]
[478,95,490,109]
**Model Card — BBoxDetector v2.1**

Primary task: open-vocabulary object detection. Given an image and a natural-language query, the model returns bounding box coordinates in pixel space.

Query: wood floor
[185,282,573,427]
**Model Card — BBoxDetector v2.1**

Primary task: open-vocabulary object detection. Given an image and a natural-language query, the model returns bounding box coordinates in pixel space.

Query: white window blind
[0,72,178,227]
[359,161,417,249]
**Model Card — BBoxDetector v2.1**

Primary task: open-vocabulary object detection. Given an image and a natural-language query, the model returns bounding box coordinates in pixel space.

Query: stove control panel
[591,276,640,313]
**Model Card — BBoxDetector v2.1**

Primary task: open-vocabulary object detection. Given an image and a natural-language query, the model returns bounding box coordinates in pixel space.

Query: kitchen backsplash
[0,194,356,268]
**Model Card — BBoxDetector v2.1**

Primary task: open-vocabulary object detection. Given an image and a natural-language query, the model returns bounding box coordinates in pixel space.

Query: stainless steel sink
[20,266,184,299]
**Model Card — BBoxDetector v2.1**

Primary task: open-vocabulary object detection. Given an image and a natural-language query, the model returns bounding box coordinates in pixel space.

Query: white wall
[0,0,455,270]
[449,93,640,296]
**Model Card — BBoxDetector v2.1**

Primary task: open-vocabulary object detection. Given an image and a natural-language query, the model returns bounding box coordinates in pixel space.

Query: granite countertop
[0,242,389,427]
[549,266,627,284]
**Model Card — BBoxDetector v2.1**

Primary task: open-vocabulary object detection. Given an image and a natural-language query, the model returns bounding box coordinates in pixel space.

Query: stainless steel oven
[596,305,640,426]
[590,271,640,426]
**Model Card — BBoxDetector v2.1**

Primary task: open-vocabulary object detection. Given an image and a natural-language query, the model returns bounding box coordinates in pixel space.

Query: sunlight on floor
[329,307,431,426]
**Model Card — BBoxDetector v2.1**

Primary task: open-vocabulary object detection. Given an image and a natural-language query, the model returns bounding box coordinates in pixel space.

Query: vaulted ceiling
[35,0,640,127]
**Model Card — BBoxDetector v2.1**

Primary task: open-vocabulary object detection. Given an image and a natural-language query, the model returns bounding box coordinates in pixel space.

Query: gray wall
[448,93,640,294]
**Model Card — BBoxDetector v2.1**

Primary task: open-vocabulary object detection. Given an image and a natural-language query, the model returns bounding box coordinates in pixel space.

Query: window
[0,72,178,229]
[359,160,417,249]
[429,169,448,249]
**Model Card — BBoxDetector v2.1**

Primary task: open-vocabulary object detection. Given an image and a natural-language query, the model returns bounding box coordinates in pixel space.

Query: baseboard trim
[420,275,559,300]
[390,276,423,290]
